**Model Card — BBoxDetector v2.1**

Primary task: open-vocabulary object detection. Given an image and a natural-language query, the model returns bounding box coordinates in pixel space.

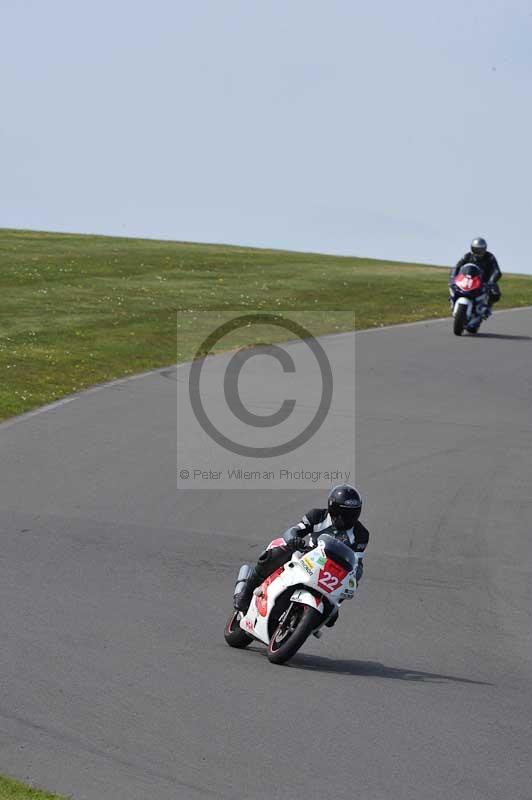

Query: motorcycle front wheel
[453,304,468,336]
[224,610,253,648]
[267,603,322,665]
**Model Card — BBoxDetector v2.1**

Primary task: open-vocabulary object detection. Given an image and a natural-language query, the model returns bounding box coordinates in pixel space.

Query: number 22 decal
[317,559,348,592]
[318,571,340,591]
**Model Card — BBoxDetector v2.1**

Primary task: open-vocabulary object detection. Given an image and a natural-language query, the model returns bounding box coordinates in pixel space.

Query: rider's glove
[288,535,307,552]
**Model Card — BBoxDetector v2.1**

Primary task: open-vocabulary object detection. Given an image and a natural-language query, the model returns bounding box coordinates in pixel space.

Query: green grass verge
[1,228,532,421]
[0,775,68,800]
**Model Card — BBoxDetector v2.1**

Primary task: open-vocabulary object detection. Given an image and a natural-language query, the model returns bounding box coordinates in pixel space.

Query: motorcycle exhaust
[233,564,253,601]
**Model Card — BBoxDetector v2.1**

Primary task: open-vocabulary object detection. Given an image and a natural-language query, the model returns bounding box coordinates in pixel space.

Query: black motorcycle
[449,263,490,336]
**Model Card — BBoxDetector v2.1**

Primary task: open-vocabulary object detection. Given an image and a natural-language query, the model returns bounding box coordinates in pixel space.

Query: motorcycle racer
[233,485,369,626]
[449,238,502,312]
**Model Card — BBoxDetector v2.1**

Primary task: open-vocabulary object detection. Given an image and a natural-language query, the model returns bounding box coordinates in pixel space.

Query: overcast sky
[2,0,532,272]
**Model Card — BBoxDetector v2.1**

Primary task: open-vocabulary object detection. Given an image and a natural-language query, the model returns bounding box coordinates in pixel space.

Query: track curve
[1,309,531,800]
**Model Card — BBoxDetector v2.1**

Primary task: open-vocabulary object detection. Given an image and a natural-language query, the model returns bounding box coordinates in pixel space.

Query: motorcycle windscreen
[317,534,357,573]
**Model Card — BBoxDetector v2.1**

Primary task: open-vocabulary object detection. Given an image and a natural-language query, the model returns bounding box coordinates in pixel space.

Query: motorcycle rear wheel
[224,610,253,648]
[267,603,322,665]
[453,305,468,336]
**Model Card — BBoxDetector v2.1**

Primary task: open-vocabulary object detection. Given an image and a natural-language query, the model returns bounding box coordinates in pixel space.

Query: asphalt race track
[1,309,531,800]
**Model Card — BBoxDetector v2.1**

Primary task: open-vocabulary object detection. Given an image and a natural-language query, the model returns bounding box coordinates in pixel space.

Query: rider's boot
[325,608,339,628]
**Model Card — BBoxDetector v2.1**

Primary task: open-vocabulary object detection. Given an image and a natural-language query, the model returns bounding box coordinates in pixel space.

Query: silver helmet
[471,237,487,256]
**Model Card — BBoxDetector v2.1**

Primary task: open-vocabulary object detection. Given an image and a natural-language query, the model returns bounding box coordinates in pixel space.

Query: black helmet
[328,484,363,531]
[471,237,487,257]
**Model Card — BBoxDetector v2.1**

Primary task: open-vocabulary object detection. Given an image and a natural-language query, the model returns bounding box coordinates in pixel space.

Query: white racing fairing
[453,296,473,318]
[239,539,358,645]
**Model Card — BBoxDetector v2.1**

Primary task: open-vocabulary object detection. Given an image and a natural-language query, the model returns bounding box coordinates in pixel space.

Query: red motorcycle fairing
[455,273,482,291]
[255,567,285,616]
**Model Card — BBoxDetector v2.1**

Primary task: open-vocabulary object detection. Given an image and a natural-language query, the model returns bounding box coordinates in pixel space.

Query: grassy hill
[1,228,532,421]
[0,774,67,800]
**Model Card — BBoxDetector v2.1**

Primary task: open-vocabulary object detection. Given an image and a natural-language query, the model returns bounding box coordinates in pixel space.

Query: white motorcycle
[224,534,359,665]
